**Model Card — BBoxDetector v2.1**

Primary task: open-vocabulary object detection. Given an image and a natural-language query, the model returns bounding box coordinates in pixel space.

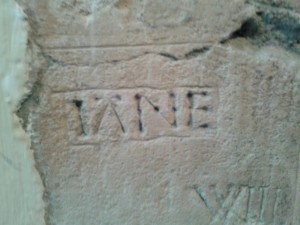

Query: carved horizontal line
[69,133,217,145]
[69,135,216,146]
[52,86,215,94]
[44,42,213,51]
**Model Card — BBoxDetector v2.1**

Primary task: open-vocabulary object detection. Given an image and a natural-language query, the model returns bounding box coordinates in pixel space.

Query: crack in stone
[44,46,212,67]
[109,47,211,63]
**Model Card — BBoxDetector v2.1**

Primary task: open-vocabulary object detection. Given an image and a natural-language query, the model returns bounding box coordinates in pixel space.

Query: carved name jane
[60,87,218,143]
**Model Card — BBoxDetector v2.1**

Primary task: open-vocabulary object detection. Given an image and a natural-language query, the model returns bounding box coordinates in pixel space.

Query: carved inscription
[193,184,290,225]
[61,87,218,144]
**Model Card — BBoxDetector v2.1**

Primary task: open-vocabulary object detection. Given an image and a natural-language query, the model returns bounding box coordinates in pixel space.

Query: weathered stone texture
[18,0,300,224]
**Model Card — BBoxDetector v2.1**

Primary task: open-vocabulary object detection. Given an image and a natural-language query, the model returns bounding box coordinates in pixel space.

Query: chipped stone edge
[0,1,45,225]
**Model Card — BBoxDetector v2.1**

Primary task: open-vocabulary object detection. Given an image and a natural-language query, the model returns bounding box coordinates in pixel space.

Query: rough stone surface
[17,0,300,224]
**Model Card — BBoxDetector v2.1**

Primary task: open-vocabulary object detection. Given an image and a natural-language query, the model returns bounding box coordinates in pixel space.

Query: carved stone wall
[15,0,300,224]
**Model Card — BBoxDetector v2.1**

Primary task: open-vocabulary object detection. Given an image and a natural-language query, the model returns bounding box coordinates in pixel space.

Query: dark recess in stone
[135,93,141,100]
[73,100,82,108]
[187,91,193,98]
[154,106,160,111]
[199,123,209,128]
[231,18,260,38]
[222,8,300,54]
[201,106,209,111]
[201,91,208,96]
